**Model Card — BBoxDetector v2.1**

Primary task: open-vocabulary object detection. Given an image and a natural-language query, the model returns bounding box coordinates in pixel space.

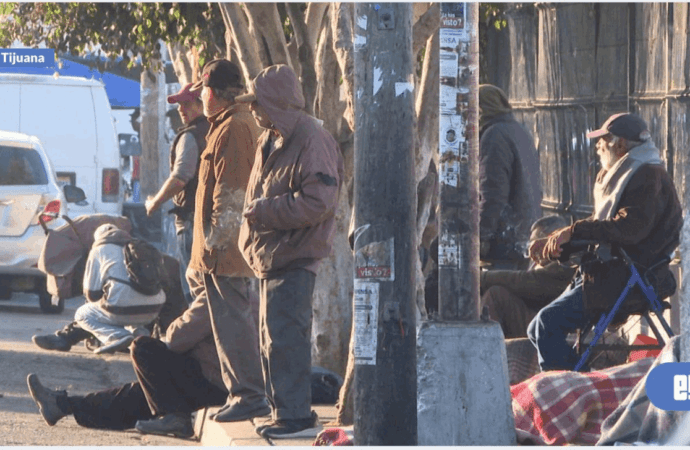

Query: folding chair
[560,241,675,372]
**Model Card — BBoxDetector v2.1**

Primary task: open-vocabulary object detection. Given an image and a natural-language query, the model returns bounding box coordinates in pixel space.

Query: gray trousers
[260,269,316,420]
[187,269,265,406]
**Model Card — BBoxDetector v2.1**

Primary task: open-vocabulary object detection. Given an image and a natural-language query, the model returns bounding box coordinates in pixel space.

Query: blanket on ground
[597,335,685,445]
[512,357,654,445]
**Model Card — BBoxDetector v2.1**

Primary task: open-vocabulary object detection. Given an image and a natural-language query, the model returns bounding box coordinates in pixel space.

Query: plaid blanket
[597,335,684,445]
[511,356,655,445]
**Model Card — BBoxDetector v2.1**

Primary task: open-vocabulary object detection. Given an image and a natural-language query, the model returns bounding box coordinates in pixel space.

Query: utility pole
[352,3,417,445]
[417,4,516,445]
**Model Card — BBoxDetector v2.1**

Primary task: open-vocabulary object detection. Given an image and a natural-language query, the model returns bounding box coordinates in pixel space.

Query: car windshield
[0,145,48,185]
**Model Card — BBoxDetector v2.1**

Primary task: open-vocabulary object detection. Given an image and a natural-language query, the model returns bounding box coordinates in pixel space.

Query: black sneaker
[32,334,72,352]
[135,412,194,439]
[26,374,68,426]
[259,411,322,439]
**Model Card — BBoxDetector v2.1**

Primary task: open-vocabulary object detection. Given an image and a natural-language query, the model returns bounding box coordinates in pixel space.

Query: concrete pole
[417,4,516,445]
[352,3,417,445]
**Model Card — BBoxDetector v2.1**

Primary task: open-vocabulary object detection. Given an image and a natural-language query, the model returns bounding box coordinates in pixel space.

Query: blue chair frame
[573,246,674,372]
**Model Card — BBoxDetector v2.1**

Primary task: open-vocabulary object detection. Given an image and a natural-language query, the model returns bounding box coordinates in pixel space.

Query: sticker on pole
[354,280,379,365]
[438,230,461,268]
[355,237,394,281]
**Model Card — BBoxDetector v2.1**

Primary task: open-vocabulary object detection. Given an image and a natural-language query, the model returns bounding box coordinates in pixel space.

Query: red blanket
[511,357,655,445]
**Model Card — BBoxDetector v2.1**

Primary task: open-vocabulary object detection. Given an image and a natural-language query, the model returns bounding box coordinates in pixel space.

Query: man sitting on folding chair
[527,112,682,372]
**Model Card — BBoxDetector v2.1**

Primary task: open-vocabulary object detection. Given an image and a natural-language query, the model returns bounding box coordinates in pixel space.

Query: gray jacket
[479,113,542,261]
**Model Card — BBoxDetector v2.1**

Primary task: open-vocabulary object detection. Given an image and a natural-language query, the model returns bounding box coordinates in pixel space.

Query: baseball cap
[190,59,244,92]
[586,113,651,142]
[167,83,200,104]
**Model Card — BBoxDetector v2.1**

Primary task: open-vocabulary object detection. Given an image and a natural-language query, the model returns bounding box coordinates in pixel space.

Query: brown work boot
[26,374,69,426]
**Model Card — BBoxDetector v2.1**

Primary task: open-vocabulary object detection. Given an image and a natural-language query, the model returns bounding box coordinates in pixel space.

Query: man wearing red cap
[145,82,210,305]
[187,59,268,423]
[526,112,682,371]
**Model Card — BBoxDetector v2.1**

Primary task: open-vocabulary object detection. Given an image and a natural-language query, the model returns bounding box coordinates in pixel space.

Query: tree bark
[287,3,317,114]
[244,3,292,68]
[331,3,356,133]
[166,42,196,86]
[219,3,264,81]
[413,3,440,57]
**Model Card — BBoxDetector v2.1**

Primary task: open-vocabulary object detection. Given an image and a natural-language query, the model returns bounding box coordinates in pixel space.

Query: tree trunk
[244,3,292,68]
[219,3,264,81]
[287,3,317,114]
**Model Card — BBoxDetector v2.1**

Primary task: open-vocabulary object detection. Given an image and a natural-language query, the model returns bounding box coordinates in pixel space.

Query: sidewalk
[195,404,352,446]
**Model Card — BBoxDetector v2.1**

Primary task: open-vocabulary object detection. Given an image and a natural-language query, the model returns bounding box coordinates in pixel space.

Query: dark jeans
[260,269,316,420]
[527,278,592,371]
[176,220,194,305]
[66,336,225,430]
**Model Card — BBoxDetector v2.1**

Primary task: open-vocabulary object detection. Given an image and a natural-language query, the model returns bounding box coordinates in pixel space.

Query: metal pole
[352,3,417,445]
[437,2,479,321]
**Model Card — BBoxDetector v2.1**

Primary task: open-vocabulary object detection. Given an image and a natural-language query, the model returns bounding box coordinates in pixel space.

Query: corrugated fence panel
[633,3,669,95]
[537,4,598,102]
[506,4,538,106]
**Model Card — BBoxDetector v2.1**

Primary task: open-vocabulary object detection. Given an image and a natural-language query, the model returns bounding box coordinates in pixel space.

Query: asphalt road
[0,292,196,446]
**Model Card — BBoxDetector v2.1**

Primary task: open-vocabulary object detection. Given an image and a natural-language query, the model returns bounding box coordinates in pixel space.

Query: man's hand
[542,226,572,262]
[242,199,262,226]
[145,196,159,217]
[528,237,549,266]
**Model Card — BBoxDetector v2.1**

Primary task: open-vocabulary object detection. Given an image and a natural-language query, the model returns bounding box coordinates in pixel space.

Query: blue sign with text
[0,49,54,68]
[646,362,690,411]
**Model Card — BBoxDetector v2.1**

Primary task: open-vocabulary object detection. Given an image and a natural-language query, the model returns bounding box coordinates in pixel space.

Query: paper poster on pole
[354,280,379,365]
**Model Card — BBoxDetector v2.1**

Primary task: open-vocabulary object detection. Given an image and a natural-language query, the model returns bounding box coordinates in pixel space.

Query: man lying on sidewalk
[26,276,226,439]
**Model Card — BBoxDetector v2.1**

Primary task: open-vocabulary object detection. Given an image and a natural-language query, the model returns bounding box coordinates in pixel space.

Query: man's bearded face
[596,135,623,170]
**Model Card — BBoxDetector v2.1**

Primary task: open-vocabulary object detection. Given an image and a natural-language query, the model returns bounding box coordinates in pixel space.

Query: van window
[20,84,97,169]
[0,146,48,185]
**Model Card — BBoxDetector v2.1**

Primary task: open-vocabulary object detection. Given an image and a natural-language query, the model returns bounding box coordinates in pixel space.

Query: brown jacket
[165,290,226,393]
[189,103,261,277]
[239,115,344,278]
[570,164,682,313]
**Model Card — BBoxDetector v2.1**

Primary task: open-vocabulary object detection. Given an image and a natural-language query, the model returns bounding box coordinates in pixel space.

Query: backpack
[120,239,163,296]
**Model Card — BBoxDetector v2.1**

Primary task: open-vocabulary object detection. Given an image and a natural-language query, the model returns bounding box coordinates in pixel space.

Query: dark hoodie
[238,65,345,278]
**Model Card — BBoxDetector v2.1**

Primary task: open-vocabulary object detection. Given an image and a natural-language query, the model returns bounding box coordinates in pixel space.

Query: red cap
[167,83,200,104]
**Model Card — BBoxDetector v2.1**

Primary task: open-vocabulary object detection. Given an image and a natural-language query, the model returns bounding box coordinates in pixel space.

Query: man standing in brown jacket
[187,59,268,423]
[236,65,344,439]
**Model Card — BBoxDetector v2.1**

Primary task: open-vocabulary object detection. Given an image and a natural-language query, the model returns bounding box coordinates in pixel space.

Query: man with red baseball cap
[145,82,210,305]
[526,112,682,371]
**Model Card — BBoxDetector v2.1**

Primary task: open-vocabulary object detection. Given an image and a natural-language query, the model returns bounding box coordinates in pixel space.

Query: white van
[0,73,124,217]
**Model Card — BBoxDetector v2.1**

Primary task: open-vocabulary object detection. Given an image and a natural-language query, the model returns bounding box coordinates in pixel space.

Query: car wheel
[37,282,64,314]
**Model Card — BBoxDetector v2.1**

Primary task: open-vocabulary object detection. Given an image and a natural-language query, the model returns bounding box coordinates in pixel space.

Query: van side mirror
[64,185,87,203]
[119,133,142,157]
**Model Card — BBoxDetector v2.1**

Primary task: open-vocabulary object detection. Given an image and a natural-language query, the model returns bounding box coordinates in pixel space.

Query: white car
[0,130,86,313]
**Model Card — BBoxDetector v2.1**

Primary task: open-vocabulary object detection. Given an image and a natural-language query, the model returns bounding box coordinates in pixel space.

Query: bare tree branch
[287,3,317,114]
[331,3,355,132]
[167,41,195,86]
[244,3,292,68]
[219,3,264,81]
[415,32,439,185]
[413,3,440,57]
[305,3,330,51]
